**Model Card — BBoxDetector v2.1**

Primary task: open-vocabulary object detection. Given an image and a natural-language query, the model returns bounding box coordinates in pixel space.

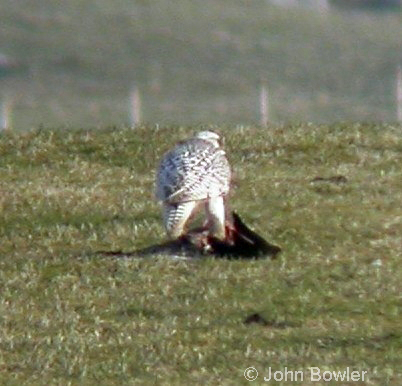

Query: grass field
[1,1,402,129]
[0,124,401,384]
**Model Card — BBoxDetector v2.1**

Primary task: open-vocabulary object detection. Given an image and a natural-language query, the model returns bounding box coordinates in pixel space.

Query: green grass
[1,1,402,129]
[0,124,401,384]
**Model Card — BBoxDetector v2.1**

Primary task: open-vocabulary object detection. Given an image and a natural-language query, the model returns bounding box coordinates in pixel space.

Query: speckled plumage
[156,131,231,239]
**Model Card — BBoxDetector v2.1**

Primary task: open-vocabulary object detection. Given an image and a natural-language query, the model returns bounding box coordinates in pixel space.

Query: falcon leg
[163,201,198,239]
[205,196,226,240]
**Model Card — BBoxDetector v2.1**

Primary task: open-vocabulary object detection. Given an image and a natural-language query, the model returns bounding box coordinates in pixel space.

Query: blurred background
[1,0,401,130]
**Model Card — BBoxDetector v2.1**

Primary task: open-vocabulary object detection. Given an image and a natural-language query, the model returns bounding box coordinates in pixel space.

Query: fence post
[1,99,12,130]
[260,81,269,127]
[397,65,402,122]
[129,86,142,127]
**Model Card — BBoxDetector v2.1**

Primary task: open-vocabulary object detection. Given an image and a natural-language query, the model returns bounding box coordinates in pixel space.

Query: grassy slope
[0,124,401,384]
[1,1,402,128]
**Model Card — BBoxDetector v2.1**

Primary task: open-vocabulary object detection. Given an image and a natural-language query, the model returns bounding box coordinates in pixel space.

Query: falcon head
[195,131,221,148]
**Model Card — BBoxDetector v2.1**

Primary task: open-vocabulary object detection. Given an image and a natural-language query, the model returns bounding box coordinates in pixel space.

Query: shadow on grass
[96,212,281,260]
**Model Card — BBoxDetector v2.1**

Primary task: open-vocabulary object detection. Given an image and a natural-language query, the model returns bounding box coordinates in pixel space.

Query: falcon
[156,131,231,240]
